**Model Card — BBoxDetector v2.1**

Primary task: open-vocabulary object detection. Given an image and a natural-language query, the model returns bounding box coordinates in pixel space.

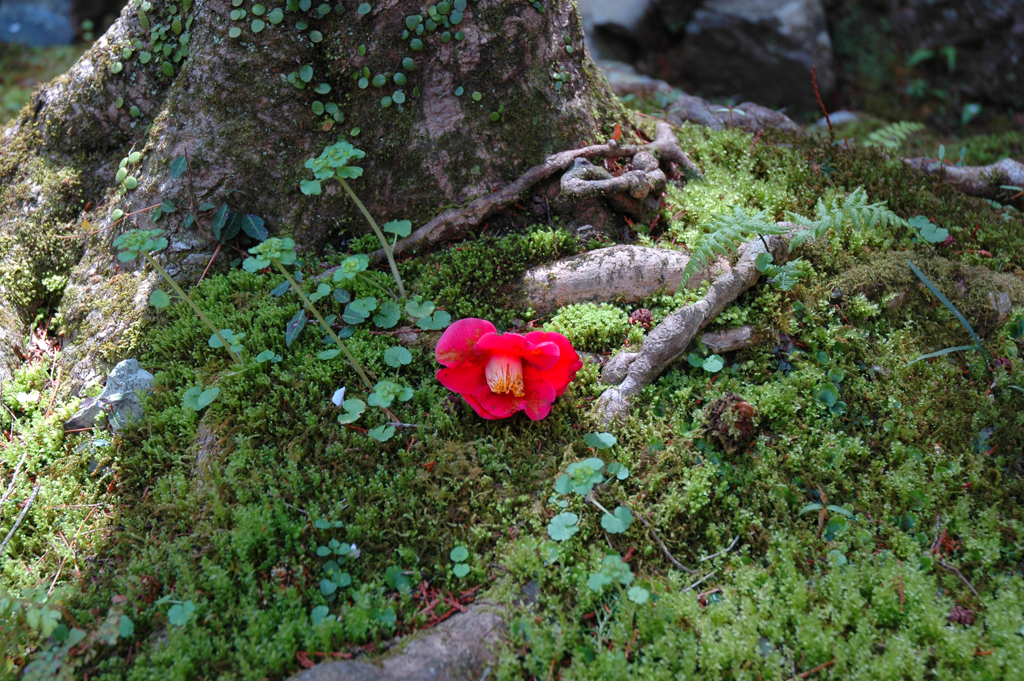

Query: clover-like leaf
[149,289,170,309]
[547,512,579,542]
[256,350,281,364]
[382,220,412,238]
[208,329,237,349]
[300,179,322,196]
[604,462,629,480]
[452,563,470,578]
[310,605,330,625]
[373,300,401,328]
[343,297,378,325]
[337,399,366,424]
[583,432,616,450]
[702,355,725,373]
[563,458,606,496]
[416,310,451,330]
[167,601,195,627]
[243,256,271,272]
[309,282,332,302]
[317,349,341,360]
[368,425,396,442]
[383,346,413,368]
[587,571,612,592]
[384,565,412,593]
[404,299,435,318]
[450,546,469,563]
[600,506,633,534]
[627,586,650,604]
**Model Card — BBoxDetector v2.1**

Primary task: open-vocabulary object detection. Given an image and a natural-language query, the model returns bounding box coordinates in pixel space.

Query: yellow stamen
[485,354,524,397]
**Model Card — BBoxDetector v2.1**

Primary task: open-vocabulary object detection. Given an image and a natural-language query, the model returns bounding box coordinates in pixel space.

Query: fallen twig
[0,450,29,510]
[683,570,717,593]
[938,560,980,598]
[786,658,836,681]
[700,535,740,562]
[0,483,41,557]
[629,507,698,575]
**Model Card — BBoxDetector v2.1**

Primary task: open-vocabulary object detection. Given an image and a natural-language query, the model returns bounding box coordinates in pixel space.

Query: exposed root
[366,122,700,265]
[560,150,664,219]
[522,245,726,316]
[903,157,1024,200]
[596,235,789,425]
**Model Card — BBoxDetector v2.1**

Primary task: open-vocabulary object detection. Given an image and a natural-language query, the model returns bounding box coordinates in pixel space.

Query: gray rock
[289,602,505,681]
[596,60,675,98]
[64,358,153,431]
[667,0,836,110]
[578,0,658,62]
[0,0,75,46]
[812,110,860,128]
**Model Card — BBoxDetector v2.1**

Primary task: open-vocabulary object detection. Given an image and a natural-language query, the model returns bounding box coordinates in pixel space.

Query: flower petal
[474,331,528,355]
[524,331,583,396]
[522,376,557,420]
[436,318,496,367]
[473,386,523,420]
[436,365,487,396]
[476,331,560,371]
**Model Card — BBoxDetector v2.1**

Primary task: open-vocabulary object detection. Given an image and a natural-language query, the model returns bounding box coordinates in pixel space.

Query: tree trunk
[0,0,622,388]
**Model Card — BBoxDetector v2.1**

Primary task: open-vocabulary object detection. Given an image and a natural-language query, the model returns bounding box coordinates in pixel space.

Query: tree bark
[0,0,622,388]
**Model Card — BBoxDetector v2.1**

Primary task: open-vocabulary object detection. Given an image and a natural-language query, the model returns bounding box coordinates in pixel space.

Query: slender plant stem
[337,178,406,299]
[272,260,375,391]
[356,272,398,301]
[143,253,242,364]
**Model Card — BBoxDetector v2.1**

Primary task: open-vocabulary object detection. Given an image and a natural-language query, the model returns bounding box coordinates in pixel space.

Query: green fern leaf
[862,121,925,151]
[681,207,785,285]
[787,187,906,249]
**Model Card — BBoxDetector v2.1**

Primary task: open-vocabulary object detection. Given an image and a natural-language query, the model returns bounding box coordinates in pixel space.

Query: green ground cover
[2,54,1024,681]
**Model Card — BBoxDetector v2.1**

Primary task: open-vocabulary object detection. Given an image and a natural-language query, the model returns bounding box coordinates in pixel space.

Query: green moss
[413,226,580,328]
[545,303,631,353]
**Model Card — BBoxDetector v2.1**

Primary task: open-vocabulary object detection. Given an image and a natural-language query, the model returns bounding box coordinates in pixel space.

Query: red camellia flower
[435,318,583,420]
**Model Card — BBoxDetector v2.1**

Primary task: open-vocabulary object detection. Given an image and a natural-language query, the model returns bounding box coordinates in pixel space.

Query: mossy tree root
[522,244,725,316]
[369,122,700,264]
[903,157,1024,200]
[595,234,790,425]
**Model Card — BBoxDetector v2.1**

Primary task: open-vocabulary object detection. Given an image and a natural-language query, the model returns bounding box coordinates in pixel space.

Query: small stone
[64,359,154,432]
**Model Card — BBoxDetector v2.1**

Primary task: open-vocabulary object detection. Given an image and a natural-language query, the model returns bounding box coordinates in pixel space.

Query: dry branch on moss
[903,157,1024,200]
[595,235,789,425]
[367,122,699,264]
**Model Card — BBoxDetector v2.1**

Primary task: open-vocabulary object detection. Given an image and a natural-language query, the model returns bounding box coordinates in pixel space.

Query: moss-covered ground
[3,81,1024,681]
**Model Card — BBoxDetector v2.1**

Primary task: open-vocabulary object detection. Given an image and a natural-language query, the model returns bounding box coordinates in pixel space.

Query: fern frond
[681,207,786,284]
[862,121,925,150]
[787,187,906,249]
